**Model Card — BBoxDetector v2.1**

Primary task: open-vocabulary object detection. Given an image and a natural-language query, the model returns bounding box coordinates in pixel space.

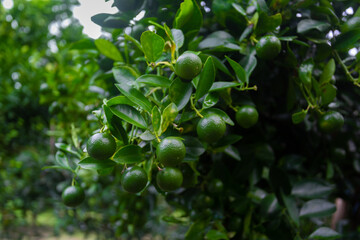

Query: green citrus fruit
[156,167,183,192]
[236,105,259,128]
[197,114,226,143]
[207,178,224,195]
[256,36,281,60]
[87,132,116,160]
[157,137,186,167]
[62,185,85,207]
[318,111,344,133]
[175,52,202,81]
[121,166,148,193]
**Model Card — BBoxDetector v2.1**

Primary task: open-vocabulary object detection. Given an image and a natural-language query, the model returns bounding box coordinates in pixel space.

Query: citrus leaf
[106,96,134,106]
[95,39,123,62]
[319,59,335,85]
[113,145,144,164]
[299,58,314,90]
[202,93,219,109]
[308,227,341,240]
[292,110,307,124]
[115,83,152,113]
[205,230,229,240]
[195,56,215,101]
[281,192,300,227]
[224,145,241,161]
[169,78,193,111]
[232,3,246,17]
[113,66,138,85]
[55,143,80,157]
[297,19,331,35]
[91,13,128,28]
[209,82,241,92]
[300,199,336,218]
[103,104,128,145]
[255,12,282,35]
[320,84,337,106]
[152,106,162,137]
[183,136,205,157]
[225,56,247,84]
[173,0,203,40]
[161,103,179,133]
[171,29,184,50]
[136,74,172,88]
[140,31,165,63]
[334,29,360,50]
[55,151,71,169]
[109,104,147,129]
[202,108,234,126]
[79,157,117,170]
[292,179,334,199]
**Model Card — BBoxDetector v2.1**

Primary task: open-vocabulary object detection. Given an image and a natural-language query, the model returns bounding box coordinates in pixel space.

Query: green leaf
[113,66,138,85]
[136,74,172,88]
[103,104,129,144]
[232,3,246,17]
[95,39,123,62]
[185,220,208,240]
[255,13,282,35]
[209,82,241,92]
[55,143,80,157]
[173,0,203,40]
[140,31,165,63]
[110,104,147,129]
[297,19,331,35]
[169,78,193,111]
[300,199,336,218]
[202,54,232,77]
[161,103,179,133]
[281,193,300,227]
[202,108,234,126]
[195,57,215,101]
[292,179,334,199]
[334,29,360,50]
[224,145,241,161]
[42,165,72,171]
[320,84,337,106]
[113,145,144,164]
[202,93,219,109]
[152,106,162,137]
[299,58,314,90]
[292,110,307,124]
[205,230,229,240]
[115,83,152,113]
[239,25,253,42]
[106,96,134,106]
[241,54,257,81]
[140,130,156,141]
[55,151,71,169]
[183,136,205,157]
[91,13,128,29]
[171,29,185,50]
[308,227,341,240]
[199,31,240,52]
[319,59,335,85]
[79,157,117,170]
[225,56,247,84]
[214,134,243,148]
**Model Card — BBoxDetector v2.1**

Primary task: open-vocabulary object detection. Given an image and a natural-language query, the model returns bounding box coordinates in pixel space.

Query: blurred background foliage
[1,0,360,239]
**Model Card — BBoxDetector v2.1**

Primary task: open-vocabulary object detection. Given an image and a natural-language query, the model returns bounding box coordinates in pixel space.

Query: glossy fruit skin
[62,186,85,207]
[319,111,344,133]
[157,137,186,167]
[256,36,281,60]
[87,132,116,160]
[197,114,226,143]
[236,105,259,128]
[156,167,183,192]
[175,53,202,81]
[121,166,148,193]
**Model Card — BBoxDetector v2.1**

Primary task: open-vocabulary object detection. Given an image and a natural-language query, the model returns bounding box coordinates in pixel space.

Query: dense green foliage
[2,0,360,239]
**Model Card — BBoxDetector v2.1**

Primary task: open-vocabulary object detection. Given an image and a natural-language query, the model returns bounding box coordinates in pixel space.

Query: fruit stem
[71,177,75,186]
[190,95,204,118]
[333,50,359,86]
[153,61,175,72]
